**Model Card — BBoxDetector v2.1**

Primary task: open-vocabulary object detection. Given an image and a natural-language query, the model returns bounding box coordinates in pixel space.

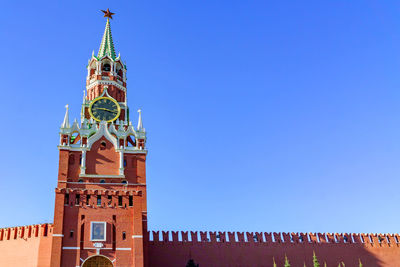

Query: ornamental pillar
[119,149,124,175]
[80,150,86,175]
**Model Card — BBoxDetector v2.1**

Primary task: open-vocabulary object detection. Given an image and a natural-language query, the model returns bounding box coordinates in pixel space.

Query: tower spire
[97,10,116,59]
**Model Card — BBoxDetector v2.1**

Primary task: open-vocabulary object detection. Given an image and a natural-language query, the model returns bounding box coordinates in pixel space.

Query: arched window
[78,179,84,183]
[89,61,97,78]
[100,141,107,150]
[122,180,128,185]
[100,179,105,184]
[102,63,111,72]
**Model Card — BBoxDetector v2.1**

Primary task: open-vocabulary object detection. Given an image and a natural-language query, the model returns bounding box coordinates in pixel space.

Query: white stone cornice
[78,174,125,178]
[86,80,126,92]
[124,148,147,154]
[57,145,89,151]
[58,144,147,154]
[59,129,72,135]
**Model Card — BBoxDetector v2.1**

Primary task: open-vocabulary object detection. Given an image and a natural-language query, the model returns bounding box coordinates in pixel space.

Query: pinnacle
[97,19,117,60]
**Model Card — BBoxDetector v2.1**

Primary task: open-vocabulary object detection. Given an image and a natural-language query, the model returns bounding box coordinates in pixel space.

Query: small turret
[136,109,146,149]
[61,105,70,129]
[137,109,144,132]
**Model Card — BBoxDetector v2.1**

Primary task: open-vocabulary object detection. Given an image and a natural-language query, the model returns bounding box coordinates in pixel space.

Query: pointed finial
[137,109,144,131]
[92,50,95,57]
[61,104,70,128]
[101,8,115,19]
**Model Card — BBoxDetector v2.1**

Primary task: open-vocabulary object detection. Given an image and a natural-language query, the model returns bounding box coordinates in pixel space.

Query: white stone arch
[81,254,114,267]
[100,56,113,72]
[115,61,124,77]
[88,59,97,75]
[87,121,118,150]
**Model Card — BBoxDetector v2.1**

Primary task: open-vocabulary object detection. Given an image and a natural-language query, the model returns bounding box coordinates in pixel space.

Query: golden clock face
[89,97,121,122]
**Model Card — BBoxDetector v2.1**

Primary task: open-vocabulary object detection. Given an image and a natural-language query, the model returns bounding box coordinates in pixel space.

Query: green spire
[97,18,117,60]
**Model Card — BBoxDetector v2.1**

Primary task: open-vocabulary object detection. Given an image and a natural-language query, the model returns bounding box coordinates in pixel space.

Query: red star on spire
[101,8,115,19]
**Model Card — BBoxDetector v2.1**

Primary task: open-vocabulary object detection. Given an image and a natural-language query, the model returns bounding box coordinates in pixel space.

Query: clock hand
[95,107,117,113]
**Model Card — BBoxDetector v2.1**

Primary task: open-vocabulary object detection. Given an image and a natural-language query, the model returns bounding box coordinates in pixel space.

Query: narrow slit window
[118,196,123,206]
[65,194,69,205]
[122,232,126,240]
[75,194,80,205]
[70,230,74,238]
[108,195,112,206]
[129,196,133,206]
[97,195,101,206]
[86,195,90,205]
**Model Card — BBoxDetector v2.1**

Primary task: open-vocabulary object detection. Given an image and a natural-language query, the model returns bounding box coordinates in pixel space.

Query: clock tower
[50,10,148,267]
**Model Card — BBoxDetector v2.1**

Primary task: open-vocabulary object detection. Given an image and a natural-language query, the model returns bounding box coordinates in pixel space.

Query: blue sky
[1,1,400,233]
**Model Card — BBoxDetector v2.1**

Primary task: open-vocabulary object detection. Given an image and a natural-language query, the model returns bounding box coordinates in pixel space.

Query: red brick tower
[50,10,148,267]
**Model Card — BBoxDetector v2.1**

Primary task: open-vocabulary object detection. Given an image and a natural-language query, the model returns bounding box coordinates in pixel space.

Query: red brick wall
[0,224,53,267]
[86,138,119,175]
[147,231,400,267]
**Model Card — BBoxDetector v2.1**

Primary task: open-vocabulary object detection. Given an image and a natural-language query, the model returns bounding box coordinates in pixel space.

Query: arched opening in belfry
[116,63,123,78]
[102,62,111,72]
[89,61,96,78]
[70,132,81,145]
[82,255,113,267]
[125,135,136,147]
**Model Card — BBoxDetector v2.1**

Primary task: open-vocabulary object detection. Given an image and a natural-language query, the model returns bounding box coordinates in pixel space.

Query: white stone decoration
[86,121,118,150]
